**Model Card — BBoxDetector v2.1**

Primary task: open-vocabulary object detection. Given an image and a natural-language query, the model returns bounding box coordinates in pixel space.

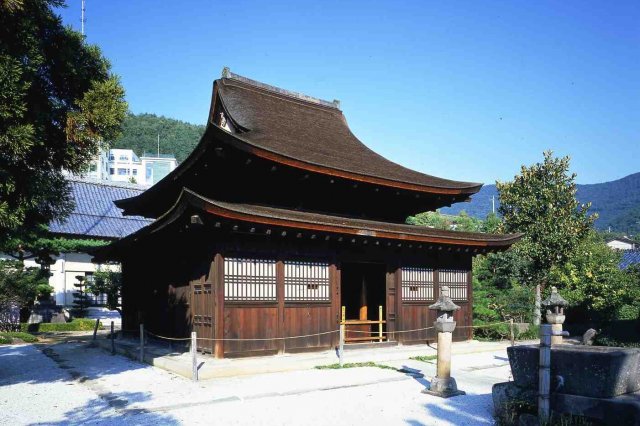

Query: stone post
[541,287,568,345]
[423,286,465,398]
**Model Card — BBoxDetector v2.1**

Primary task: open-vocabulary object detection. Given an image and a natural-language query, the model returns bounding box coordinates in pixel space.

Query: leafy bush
[20,318,100,333]
[0,260,51,330]
[595,336,640,348]
[616,304,640,321]
[0,331,38,344]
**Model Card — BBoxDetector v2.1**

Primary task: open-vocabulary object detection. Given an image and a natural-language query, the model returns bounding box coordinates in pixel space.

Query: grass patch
[410,355,437,363]
[0,331,39,344]
[315,361,398,371]
[20,318,100,333]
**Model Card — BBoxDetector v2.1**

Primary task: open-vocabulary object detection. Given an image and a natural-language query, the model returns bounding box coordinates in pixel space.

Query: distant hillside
[111,113,206,163]
[441,172,640,235]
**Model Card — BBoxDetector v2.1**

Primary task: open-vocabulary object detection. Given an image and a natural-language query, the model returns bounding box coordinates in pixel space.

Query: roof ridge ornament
[220,67,341,110]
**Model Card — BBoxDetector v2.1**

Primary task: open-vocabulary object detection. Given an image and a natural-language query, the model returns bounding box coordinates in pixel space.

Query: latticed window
[401,267,434,301]
[284,261,330,302]
[439,269,468,301]
[224,258,277,302]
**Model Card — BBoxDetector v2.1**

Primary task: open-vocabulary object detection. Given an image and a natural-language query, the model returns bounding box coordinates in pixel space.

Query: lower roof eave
[94,189,521,263]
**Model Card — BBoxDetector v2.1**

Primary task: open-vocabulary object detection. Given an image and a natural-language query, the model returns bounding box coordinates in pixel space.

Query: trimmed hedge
[0,332,38,344]
[20,318,100,333]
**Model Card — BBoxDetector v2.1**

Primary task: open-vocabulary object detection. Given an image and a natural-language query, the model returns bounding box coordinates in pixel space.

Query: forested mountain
[111,113,205,163]
[441,172,640,235]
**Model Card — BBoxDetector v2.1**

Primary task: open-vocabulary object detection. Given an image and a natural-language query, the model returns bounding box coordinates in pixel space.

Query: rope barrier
[133,320,512,343]
[196,330,339,342]
[145,330,192,341]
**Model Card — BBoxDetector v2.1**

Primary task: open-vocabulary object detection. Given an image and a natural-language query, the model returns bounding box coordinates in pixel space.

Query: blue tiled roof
[620,250,640,269]
[49,178,152,239]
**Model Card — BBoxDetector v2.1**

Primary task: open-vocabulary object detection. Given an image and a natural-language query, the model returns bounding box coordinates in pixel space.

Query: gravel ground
[0,342,510,425]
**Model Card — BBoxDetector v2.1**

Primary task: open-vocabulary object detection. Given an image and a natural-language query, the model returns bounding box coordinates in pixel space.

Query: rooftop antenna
[81,0,86,36]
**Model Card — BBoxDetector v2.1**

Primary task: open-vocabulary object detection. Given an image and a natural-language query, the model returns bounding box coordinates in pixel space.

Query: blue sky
[58,1,639,185]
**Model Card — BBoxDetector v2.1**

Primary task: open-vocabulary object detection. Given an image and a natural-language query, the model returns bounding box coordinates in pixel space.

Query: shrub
[20,318,100,333]
[0,331,38,344]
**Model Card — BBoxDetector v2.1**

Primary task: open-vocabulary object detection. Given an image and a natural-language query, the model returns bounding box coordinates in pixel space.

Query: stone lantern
[541,286,568,345]
[423,286,465,398]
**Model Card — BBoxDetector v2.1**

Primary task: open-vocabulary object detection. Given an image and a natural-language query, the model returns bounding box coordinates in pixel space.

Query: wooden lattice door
[192,279,213,352]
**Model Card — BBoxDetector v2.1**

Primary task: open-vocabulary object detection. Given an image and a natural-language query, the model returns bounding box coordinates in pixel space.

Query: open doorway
[341,262,387,342]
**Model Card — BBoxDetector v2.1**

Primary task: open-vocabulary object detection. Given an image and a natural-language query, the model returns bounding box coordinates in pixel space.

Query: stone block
[492,381,536,421]
[508,345,640,398]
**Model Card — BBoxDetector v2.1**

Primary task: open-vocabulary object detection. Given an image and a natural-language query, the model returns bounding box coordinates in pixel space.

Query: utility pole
[157,134,160,157]
[491,195,495,214]
[81,0,86,36]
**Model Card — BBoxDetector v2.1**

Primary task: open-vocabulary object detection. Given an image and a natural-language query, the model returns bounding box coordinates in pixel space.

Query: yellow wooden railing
[340,305,386,343]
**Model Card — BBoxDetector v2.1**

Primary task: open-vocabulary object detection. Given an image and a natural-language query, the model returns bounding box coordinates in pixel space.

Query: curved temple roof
[116,70,482,217]
[96,189,521,262]
[215,71,482,193]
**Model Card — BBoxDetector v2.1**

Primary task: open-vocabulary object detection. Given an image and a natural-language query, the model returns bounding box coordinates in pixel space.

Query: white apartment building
[108,149,144,183]
[107,149,177,186]
[84,150,110,180]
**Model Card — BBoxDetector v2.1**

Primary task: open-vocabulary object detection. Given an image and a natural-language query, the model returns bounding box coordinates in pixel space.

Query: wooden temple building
[95,69,520,358]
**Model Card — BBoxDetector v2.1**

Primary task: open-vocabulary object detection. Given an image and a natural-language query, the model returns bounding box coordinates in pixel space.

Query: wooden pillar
[385,264,397,342]
[213,253,224,358]
[394,265,402,344]
[331,262,341,348]
[466,267,473,340]
[359,276,368,320]
[276,260,285,354]
[432,267,440,342]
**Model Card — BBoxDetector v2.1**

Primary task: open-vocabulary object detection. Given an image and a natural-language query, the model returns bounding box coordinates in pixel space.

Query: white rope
[145,330,191,341]
[139,321,512,343]
[196,329,339,342]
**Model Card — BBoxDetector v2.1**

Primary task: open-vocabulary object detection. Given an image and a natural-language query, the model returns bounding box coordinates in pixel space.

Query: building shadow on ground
[30,391,179,425]
[401,364,495,426]
[0,341,150,386]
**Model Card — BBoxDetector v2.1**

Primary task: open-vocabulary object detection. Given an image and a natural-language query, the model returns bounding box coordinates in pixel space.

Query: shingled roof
[620,250,640,269]
[216,71,482,193]
[115,70,484,218]
[49,178,152,239]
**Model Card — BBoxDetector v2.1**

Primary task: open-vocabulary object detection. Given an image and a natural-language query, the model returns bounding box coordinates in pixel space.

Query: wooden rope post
[509,319,515,346]
[139,324,144,363]
[339,306,345,367]
[191,331,198,381]
[378,305,383,342]
[92,318,100,340]
[538,324,552,423]
[110,321,115,355]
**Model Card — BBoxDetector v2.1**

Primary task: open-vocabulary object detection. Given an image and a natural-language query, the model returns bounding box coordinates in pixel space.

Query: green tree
[549,232,637,322]
[0,0,127,243]
[497,151,596,324]
[90,268,122,314]
[72,275,90,317]
[112,113,205,163]
[406,210,496,233]
[0,259,51,329]
[0,227,108,269]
